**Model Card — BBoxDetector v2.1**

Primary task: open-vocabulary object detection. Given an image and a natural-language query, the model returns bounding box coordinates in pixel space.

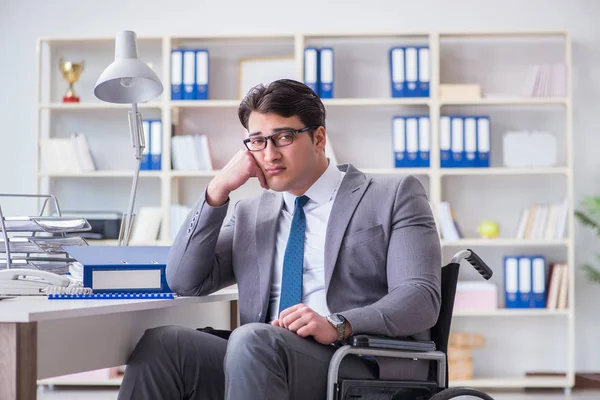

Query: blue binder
[195,49,209,100]
[62,246,172,294]
[404,47,419,97]
[392,116,406,167]
[531,255,547,308]
[504,256,519,308]
[450,116,465,167]
[304,47,320,95]
[418,116,430,167]
[149,119,162,170]
[476,116,491,168]
[389,47,405,97]
[440,116,451,168]
[141,120,151,171]
[171,49,183,100]
[464,117,477,168]
[319,47,334,98]
[517,256,532,308]
[417,47,430,97]
[182,50,197,100]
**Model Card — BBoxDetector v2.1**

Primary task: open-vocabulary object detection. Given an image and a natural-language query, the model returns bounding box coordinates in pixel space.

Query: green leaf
[582,196,600,221]
[582,264,600,284]
[575,210,600,235]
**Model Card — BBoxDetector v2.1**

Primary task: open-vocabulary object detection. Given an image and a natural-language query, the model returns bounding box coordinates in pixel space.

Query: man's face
[247,111,325,195]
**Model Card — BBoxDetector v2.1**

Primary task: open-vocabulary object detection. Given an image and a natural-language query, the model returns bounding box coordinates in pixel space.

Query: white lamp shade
[94,31,163,104]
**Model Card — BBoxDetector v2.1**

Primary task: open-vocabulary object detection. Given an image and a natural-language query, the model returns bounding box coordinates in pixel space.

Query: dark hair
[238,79,326,135]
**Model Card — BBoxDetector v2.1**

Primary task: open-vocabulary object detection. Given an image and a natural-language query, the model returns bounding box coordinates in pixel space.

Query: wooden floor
[37,388,600,399]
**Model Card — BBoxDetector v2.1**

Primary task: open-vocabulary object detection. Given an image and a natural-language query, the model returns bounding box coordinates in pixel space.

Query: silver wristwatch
[326,313,347,344]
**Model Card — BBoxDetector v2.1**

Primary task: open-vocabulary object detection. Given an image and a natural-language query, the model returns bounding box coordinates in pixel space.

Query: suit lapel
[324,165,371,291]
[254,190,282,322]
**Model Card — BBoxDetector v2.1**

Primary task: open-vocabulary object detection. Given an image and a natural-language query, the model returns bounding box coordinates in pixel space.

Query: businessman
[118,79,441,400]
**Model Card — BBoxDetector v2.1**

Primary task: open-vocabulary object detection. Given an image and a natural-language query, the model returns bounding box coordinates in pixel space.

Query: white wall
[2,0,600,372]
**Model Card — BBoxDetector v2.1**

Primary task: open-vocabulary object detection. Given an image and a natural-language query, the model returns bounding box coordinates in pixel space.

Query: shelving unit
[35,30,574,391]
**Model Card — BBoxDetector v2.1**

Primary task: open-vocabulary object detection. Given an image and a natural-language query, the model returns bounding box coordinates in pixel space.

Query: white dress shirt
[268,161,345,323]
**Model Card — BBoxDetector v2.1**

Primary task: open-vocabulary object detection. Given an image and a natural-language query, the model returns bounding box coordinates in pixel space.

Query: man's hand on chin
[272,304,350,345]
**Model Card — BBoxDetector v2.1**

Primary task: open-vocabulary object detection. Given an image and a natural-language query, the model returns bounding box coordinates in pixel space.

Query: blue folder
[62,246,172,294]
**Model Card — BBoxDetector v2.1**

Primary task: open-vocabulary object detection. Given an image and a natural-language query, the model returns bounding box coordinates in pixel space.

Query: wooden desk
[0,287,238,400]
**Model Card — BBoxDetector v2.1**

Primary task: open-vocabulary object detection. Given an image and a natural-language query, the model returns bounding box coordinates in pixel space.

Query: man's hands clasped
[272,304,348,345]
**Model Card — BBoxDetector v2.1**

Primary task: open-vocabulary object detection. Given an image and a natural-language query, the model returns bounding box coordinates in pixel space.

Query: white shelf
[453,309,569,317]
[171,170,219,178]
[39,171,163,178]
[440,97,567,106]
[441,238,568,247]
[35,31,575,391]
[322,98,430,107]
[37,377,123,387]
[360,168,431,175]
[170,99,240,108]
[449,376,570,389]
[40,102,163,110]
[440,167,568,176]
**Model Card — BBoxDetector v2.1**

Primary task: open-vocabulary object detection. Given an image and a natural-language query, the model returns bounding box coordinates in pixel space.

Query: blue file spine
[417,47,430,97]
[450,116,465,167]
[141,120,151,171]
[392,116,406,167]
[531,256,547,308]
[440,116,451,168]
[404,47,418,97]
[418,116,430,167]
[171,49,183,100]
[476,116,491,167]
[518,256,532,308]
[504,256,519,308]
[150,120,162,170]
[183,50,196,100]
[319,47,334,98]
[195,49,209,100]
[304,47,320,95]
[389,47,405,98]
[464,117,477,167]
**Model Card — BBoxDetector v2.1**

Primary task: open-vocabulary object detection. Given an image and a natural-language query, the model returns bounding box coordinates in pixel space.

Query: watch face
[329,314,344,325]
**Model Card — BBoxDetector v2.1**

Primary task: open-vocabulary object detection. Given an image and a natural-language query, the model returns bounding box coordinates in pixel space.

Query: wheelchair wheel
[429,387,495,400]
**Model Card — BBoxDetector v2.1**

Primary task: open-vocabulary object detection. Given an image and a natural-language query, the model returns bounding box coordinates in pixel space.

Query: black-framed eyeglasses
[243,126,318,152]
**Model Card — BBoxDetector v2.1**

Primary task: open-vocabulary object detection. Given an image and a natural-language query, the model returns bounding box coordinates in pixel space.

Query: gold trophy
[59,57,84,103]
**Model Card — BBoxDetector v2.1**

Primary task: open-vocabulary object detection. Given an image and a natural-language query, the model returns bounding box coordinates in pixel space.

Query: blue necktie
[278,195,310,315]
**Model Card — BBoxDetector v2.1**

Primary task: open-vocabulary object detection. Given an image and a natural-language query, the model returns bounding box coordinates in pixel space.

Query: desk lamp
[94,30,163,246]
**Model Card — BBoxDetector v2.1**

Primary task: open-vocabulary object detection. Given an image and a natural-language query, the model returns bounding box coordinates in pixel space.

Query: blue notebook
[48,292,175,300]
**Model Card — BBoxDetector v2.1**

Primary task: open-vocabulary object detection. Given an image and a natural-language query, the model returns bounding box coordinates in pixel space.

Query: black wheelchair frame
[326,249,496,400]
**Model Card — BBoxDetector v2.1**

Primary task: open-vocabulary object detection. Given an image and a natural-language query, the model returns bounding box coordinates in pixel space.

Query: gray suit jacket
[167,164,442,377]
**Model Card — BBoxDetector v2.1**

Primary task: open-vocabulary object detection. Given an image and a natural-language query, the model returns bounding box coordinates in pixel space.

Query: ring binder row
[303,46,430,99]
[392,115,491,168]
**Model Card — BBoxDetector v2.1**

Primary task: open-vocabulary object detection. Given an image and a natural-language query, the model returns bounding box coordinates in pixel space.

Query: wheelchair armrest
[348,334,436,352]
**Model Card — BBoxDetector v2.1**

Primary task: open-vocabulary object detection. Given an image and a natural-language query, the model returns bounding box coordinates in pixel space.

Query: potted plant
[574,196,600,284]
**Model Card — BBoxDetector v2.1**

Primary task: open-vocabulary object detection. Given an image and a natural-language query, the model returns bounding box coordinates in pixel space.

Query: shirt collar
[283,160,342,212]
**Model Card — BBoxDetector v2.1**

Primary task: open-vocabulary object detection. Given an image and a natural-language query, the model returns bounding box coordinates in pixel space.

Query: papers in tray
[0,236,88,253]
[2,217,91,233]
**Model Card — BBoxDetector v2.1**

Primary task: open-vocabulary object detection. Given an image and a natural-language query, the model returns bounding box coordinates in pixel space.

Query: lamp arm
[118,102,145,246]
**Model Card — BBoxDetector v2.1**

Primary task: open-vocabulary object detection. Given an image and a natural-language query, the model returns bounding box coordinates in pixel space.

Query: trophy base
[63,96,80,103]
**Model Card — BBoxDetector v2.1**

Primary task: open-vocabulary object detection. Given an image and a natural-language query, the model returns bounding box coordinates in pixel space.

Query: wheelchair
[326,249,495,400]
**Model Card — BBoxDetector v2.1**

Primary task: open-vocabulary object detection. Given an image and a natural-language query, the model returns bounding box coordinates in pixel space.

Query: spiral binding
[47,292,176,300]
